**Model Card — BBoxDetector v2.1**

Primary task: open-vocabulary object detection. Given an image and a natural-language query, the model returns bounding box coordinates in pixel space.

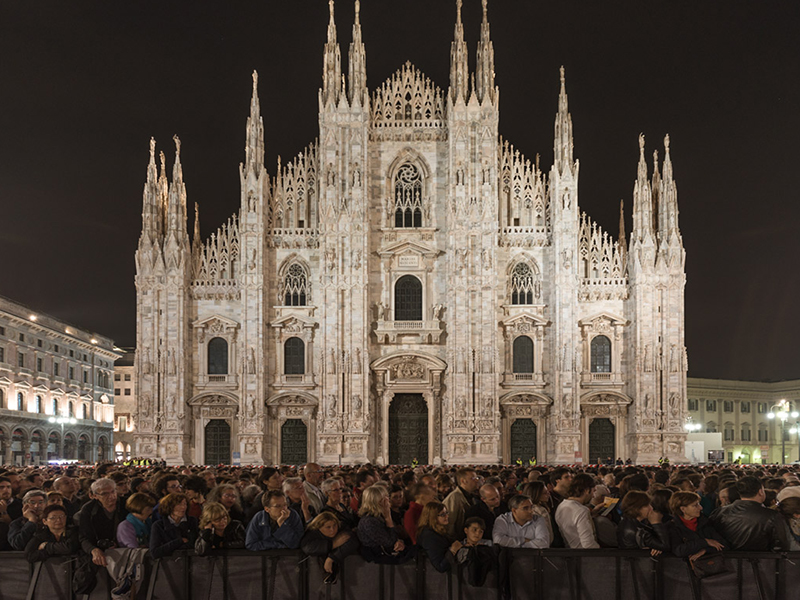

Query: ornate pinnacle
[252,70,258,89]
[159,151,166,173]
[638,133,645,156]
[560,65,565,86]
[173,134,181,156]
[457,0,463,23]
[664,134,671,155]
[149,137,156,159]
[482,0,488,20]
[355,0,360,24]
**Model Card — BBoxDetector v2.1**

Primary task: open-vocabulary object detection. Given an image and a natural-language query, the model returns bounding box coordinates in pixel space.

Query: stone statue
[353,348,362,374]
[327,396,337,418]
[327,349,336,374]
[168,350,176,375]
[246,394,256,416]
[353,395,362,417]
[247,347,256,375]
[644,345,652,372]
[432,304,444,320]
[376,302,386,320]
[670,345,679,372]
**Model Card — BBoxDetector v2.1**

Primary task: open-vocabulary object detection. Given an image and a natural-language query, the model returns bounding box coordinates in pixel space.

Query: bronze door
[389,394,428,464]
[204,419,231,465]
[510,418,537,463]
[280,419,308,465]
[588,418,615,464]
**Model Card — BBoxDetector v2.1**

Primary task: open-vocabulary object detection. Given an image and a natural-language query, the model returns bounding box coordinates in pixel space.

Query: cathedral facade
[134,1,688,466]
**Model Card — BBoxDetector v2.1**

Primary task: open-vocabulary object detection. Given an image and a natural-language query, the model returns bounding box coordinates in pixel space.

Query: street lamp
[684,418,702,433]
[767,399,799,464]
[48,416,77,460]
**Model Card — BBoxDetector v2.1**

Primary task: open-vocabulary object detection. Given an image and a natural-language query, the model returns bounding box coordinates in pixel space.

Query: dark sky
[1,1,798,382]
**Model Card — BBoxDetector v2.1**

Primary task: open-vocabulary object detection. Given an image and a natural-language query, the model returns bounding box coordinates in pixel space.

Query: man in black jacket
[464,484,507,540]
[78,478,125,567]
[709,476,788,551]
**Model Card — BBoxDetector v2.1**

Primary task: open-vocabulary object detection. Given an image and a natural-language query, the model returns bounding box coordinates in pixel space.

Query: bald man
[465,484,508,540]
[302,463,326,513]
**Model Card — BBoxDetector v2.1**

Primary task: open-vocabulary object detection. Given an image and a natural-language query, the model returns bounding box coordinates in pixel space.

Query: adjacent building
[0,295,119,465]
[113,348,136,461]
[134,1,688,466]
[687,377,800,464]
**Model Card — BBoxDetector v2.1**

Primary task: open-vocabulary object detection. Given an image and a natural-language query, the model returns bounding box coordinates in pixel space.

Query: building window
[758,428,768,442]
[16,392,23,411]
[52,398,59,416]
[284,337,305,375]
[0,347,4,363]
[19,333,24,342]
[68,402,74,418]
[0,326,4,336]
[705,422,717,433]
[590,336,611,373]
[69,367,75,380]
[688,398,698,411]
[114,373,121,381]
[394,275,423,321]
[115,388,121,396]
[54,362,59,377]
[124,374,131,381]
[83,371,88,383]
[118,416,127,432]
[741,428,751,442]
[740,402,750,413]
[0,389,4,408]
[757,402,767,414]
[82,404,88,420]
[37,339,42,348]
[124,388,131,396]
[18,352,24,368]
[706,400,717,412]
[282,263,309,306]
[54,345,59,353]
[723,401,733,413]
[723,426,734,441]
[510,263,536,305]
[512,336,534,373]
[35,395,43,414]
[207,337,229,375]
[69,350,74,358]
[37,357,43,372]
[394,163,423,228]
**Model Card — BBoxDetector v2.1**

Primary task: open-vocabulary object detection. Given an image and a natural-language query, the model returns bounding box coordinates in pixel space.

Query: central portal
[204,420,231,465]
[588,418,615,464]
[389,393,428,465]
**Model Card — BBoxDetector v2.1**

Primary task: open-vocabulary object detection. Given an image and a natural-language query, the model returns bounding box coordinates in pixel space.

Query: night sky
[1,1,798,382]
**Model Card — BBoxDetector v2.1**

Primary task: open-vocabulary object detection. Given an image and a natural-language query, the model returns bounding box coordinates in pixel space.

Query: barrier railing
[0,549,798,600]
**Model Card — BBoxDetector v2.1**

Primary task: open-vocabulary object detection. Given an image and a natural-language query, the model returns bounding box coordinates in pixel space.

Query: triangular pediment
[371,62,446,129]
[270,315,317,330]
[502,312,549,328]
[578,312,627,328]
[192,314,240,330]
[378,240,438,259]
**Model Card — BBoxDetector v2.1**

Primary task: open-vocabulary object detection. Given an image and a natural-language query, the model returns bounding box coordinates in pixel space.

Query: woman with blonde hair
[356,486,415,563]
[416,501,461,572]
[195,501,245,555]
[301,512,360,583]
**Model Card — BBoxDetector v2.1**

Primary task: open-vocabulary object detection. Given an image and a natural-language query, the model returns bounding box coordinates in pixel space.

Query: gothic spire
[660,134,681,242]
[618,199,628,262]
[553,66,574,176]
[192,202,201,250]
[631,133,655,245]
[245,70,265,171]
[140,137,159,245]
[322,0,342,107]
[167,135,188,242]
[449,0,469,104]
[348,0,367,105]
[157,149,169,240]
[475,0,495,104]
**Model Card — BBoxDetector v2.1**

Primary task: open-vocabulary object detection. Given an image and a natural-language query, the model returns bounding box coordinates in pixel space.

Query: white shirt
[492,511,550,549]
[555,499,599,549]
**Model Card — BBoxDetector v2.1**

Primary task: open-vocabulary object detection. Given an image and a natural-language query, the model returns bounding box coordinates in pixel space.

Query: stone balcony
[275,373,316,389]
[197,374,239,387]
[501,371,546,388]
[581,371,624,386]
[374,319,443,344]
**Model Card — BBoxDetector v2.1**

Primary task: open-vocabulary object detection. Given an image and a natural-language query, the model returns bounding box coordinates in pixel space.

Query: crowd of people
[1,460,799,594]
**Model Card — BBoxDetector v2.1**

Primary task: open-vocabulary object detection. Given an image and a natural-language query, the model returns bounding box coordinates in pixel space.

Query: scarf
[679,516,698,532]
[126,512,152,545]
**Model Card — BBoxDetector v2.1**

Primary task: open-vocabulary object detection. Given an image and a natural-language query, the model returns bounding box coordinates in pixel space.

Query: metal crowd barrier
[0,549,798,600]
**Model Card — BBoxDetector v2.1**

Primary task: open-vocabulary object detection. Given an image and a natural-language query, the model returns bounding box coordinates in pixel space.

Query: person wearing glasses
[416,502,462,572]
[8,490,47,550]
[195,502,245,555]
[78,478,125,567]
[302,463,326,514]
[24,504,79,563]
[207,483,247,524]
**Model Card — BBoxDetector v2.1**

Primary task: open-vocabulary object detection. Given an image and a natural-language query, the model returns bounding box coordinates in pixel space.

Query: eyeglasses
[221,493,237,499]
[438,511,449,518]
[96,491,117,497]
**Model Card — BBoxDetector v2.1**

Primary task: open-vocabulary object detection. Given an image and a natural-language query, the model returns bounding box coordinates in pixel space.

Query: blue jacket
[245,509,303,550]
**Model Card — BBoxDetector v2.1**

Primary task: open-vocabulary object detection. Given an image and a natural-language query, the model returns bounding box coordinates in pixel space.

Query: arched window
[81,403,88,420]
[394,275,423,321]
[0,388,4,409]
[35,395,43,414]
[282,263,309,306]
[68,402,74,418]
[284,337,305,375]
[207,337,229,375]
[52,398,59,416]
[512,336,534,373]
[510,262,536,305]
[590,335,611,373]
[16,392,23,411]
[394,163,423,228]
